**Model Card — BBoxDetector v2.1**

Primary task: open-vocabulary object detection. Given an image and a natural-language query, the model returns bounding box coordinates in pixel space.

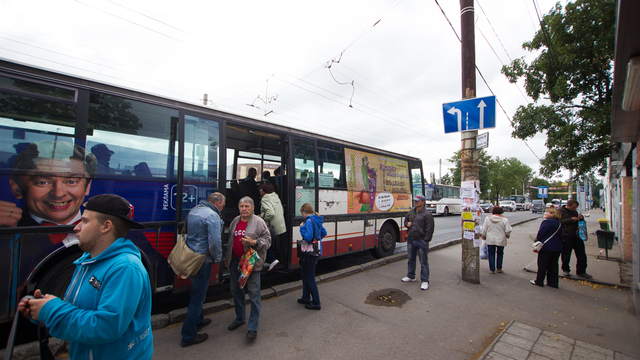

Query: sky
[0,0,568,185]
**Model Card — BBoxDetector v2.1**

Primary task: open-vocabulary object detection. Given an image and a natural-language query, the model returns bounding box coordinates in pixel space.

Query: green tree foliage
[501,0,616,177]
[447,149,492,188]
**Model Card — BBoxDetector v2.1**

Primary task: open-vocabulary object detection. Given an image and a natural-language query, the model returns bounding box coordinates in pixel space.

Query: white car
[499,200,516,212]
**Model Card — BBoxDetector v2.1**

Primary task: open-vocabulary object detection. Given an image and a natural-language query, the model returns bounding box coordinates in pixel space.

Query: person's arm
[38,264,146,344]
[261,198,275,223]
[423,212,435,242]
[207,214,223,263]
[251,220,271,251]
[504,219,512,238]
[300,218,313,242]
[481,217,489,238]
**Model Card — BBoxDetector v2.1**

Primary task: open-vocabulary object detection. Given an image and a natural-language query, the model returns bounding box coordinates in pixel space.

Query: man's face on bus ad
[10,157,92,225]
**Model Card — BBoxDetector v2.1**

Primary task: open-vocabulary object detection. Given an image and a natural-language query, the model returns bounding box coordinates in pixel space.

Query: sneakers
[401,277,417,282]
[577,273,593,279]
[563,271,570,276]
[421,281,429,290]
[268,259,279,271]
[181,333,208,347]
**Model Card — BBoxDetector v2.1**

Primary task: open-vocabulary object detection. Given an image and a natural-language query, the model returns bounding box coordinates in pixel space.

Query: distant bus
[0,59,425,323]
[424,184,461,216]
[509,195,532,211]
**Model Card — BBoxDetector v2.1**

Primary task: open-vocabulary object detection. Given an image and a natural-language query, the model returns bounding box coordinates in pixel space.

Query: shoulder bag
[297,220,322,257]
[168,214,206,279]
[532,223,561,253]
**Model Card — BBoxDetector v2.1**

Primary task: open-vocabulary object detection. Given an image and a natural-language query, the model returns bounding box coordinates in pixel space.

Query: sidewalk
[9,210,640,359]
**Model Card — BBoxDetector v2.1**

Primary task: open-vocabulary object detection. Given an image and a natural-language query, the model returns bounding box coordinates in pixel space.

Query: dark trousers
[561,235,587,274]
[535,250,561,288]
[300,256,320,307]
[181,262,212,343]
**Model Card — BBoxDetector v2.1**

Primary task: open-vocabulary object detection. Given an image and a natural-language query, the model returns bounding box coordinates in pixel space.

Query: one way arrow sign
[442,95,496,133]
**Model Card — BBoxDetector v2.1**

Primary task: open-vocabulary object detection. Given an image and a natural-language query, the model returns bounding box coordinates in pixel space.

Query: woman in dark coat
[531,207,563,288]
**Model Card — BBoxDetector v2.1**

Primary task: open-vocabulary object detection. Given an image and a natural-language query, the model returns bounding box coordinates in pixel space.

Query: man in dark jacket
[402,194,435,290]
[560,199,591,278]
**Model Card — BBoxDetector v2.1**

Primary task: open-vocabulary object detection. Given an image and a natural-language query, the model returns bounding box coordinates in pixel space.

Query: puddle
[365,288,411,307]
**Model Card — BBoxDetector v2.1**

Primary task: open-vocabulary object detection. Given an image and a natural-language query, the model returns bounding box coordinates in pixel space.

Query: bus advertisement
[0,59,424,323]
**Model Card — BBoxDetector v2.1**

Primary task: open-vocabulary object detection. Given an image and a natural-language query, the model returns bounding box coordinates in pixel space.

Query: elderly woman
[481,206,512,274]
[531,207,563,288]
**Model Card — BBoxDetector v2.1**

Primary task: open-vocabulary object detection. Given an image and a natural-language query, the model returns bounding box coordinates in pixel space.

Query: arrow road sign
[442,95,496,133]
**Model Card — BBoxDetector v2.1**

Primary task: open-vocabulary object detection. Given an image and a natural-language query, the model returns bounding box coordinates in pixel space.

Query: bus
[424,184,461,216]
[0,59,425,323]
[508,195,532,211]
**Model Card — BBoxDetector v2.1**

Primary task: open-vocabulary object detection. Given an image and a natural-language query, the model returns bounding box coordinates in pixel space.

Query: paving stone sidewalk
[480,321,640,360]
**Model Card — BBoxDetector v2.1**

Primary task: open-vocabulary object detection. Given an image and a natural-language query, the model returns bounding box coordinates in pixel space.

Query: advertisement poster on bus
[344,147,411,214]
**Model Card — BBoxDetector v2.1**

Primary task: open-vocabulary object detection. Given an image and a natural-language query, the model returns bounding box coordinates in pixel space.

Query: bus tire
[372,223,396,258]
[35,251,81,299]
[443,207,449,217]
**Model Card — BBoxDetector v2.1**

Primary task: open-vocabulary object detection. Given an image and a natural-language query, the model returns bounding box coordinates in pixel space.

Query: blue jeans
[407,238,430,282]
[487,245,504,272]
[229,257,261,332]
[181,262,212,344]
[300,256,320,307]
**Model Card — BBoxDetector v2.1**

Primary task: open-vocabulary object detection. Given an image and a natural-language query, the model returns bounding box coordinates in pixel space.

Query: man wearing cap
[91,143,116,175]
[402,194,435,290]
[18,194,153,360]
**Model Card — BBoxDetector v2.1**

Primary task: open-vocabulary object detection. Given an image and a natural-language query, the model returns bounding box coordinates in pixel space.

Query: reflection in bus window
[87,92,179,178]
[318,142,344,188]
[183,115,219,184]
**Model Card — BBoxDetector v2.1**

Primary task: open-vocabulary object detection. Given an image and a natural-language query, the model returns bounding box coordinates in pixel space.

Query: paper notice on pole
[461,188,475,199]
[461,180,475,189]
[473,237,481,247]
[462,212,473,220]
[463,221,475,230]
[464,230,475,240]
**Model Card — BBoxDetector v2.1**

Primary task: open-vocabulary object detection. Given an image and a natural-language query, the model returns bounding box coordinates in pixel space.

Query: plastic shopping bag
[480,240,488,260]
[577,219,588,241]
[238,248,260,288]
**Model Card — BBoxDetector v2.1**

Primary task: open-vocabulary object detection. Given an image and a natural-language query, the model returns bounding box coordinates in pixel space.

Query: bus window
[87,92,179,179]
[294,138,315,215]
[318,142,344,188]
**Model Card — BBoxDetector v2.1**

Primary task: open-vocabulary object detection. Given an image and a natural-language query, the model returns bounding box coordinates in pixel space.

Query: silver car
[499,200,516,212]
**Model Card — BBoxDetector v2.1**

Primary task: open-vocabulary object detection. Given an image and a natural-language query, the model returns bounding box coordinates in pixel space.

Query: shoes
[227,321,245,331]
[304,304,321,310]
[563,271,570,276]
[246,330,257,339]
[268,259,279,271]
[421,281,429,290]
[297,298,311,305]
[401,277,417,282]
[496,269,503,273]
[489,271,495,274]
[530,280,543,287]
[577,273,593,279]
[196,318,211,331]
[181,333,208,348]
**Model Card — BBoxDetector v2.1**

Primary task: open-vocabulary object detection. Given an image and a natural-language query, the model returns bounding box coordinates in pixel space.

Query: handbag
[167,215,206,279]
[532,223,561,253]
[297,221,322,257]
[238,248,260,288]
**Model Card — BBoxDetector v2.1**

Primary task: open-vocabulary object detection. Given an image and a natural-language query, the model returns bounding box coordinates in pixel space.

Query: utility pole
[460,0,479,284]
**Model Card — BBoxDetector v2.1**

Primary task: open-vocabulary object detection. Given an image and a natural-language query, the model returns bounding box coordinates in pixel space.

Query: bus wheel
[372,223,396,258]
[443,207,449,217]
[35,252,79,299]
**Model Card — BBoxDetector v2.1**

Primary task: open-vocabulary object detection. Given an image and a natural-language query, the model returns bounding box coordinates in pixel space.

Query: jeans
[229,256,261,332]
[181,262,212,344]
[536,250,561,287]
[487,245,504,272]
[407,238,430,282]
[300,256,320,307]
[561,235,587,274]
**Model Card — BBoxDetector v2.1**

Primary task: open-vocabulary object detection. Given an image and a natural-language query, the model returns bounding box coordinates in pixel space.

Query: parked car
[480,202,494,213]
[531,199,544,213]
[499,200,516,212]
[546,199,561,209]
[561,200,568,207]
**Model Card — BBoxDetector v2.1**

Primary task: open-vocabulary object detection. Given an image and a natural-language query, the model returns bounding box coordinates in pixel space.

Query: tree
[486,157,533,203]
[440,173,453,185]
[447,149,492,189]
[501,0,616,178]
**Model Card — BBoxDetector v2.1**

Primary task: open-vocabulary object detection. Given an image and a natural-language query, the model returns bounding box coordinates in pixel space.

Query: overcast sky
[0,0,567,184]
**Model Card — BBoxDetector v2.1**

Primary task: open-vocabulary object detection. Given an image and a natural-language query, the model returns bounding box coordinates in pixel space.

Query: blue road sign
[442,95,496,133]
[538,186,548,198]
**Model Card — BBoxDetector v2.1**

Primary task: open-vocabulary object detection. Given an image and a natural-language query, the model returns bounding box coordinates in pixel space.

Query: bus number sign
[170,185,198,210]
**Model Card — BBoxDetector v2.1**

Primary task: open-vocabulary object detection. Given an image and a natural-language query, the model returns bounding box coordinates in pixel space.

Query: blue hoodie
[299,214,327,256]
[38,238,153,360]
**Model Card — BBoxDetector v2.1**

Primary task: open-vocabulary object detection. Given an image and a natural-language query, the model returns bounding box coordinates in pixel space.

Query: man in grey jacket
[180,192,225,347]
[402,194,435,291]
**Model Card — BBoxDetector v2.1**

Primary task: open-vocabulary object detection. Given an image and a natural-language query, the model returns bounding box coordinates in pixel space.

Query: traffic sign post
[443,95,496,133]
[538,186,548,199]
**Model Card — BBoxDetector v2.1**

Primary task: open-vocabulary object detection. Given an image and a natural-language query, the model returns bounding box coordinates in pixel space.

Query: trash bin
[595,230,614,250]
[597,218,610,231]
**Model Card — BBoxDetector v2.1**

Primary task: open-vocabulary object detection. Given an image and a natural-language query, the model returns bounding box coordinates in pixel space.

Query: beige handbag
[167,216,206,279]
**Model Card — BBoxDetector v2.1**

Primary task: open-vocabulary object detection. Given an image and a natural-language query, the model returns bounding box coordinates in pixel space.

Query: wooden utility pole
[460,0,480,284]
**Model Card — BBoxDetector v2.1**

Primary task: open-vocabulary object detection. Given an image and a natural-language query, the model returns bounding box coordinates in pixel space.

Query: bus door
[224,124,287,273]
[174,113,222,289]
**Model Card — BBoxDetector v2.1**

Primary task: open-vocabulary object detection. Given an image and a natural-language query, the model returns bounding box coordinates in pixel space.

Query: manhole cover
[365,288,411,307]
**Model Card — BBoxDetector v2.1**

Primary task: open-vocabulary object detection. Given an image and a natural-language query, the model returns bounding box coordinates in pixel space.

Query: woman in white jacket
[481,206,512,274]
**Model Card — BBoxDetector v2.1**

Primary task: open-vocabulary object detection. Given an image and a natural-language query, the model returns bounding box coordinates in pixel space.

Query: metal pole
[460,0,479,284]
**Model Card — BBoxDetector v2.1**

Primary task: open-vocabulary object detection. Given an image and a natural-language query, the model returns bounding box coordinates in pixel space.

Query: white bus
[424,184,461,216]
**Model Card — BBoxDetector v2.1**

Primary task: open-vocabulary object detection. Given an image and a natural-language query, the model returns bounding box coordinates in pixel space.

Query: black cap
[84,194,145,229]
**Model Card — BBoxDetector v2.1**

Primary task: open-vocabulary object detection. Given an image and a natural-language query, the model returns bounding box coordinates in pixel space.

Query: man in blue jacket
[180,192,225,347]
[18,194,152,360]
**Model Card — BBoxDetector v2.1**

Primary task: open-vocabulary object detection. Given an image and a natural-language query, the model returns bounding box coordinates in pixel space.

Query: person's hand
[26,290,57,321]
[406,221,412,228]
[572,216,579,221]
[578,214,584,220]
[242,236,256,247]
[481,235,485,240]
[300,222,305,226]
[224,259,230,268]
[0,200,22,227]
